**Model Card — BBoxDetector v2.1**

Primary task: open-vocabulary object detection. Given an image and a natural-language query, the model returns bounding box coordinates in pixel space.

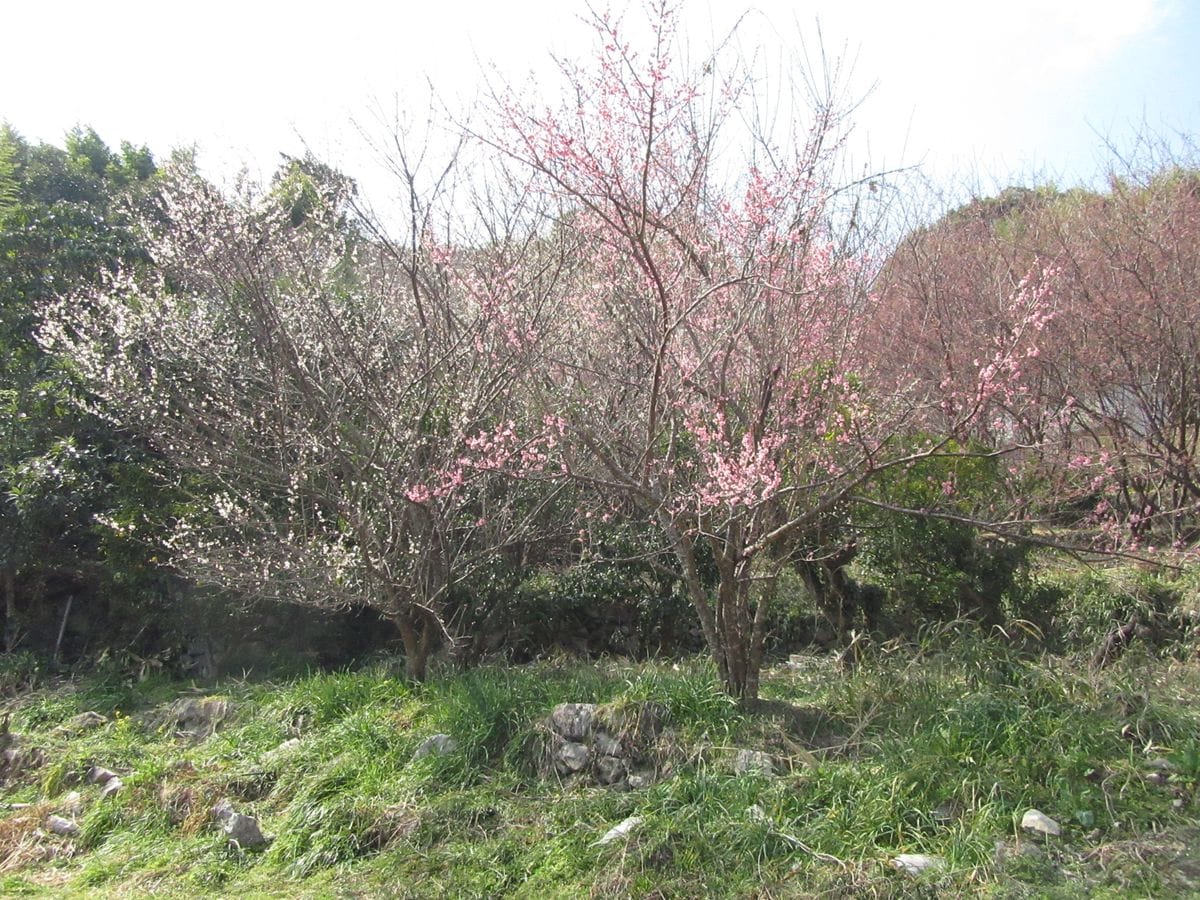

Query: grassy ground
[0,622,1197,897]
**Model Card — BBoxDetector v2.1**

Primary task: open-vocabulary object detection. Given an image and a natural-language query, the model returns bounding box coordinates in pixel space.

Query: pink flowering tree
[1038,168,1200,551]
[41,155,564,680]
[872,171,1200,555]
[488,3,1052,699]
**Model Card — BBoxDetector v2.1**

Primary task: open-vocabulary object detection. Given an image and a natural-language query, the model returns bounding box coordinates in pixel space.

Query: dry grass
[0,801,70,874]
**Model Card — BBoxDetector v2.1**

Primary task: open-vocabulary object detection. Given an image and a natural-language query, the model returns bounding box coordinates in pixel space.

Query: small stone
[595,755,627,785]
[734,749,775,776]
[1020,808,1061,837]
[555,740,591,775]
[61,791,83,816]
[995,839,1043,866]
[549,703,597,742]
[626,769,656,790]
[86,766,119,785]
[171,697,232,737]
[931,801,958,823]
[45,814,80,837]
[594,730,622,757]
[1173,798,1185,809]
[99,777,123,798]
[595,815,642,846]
[891,853,945,876]
[211,798,236,823]
[259,738,302,766]
[1146,771,1168,785]
[1146,757,1176,772]
[224,812,267,849]
[56,712,108,734]
[412,734,458,760]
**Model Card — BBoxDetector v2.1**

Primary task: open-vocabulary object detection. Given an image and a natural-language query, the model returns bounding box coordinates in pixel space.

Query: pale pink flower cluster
[402,416,567,508]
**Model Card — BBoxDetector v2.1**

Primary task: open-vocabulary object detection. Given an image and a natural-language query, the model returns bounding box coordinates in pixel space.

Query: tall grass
[0,621,1195,897]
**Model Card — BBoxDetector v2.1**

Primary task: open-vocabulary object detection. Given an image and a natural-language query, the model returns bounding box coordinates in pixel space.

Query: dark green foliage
[488,523,701,661]
[0,124,164,660]
[857,441,1030,630]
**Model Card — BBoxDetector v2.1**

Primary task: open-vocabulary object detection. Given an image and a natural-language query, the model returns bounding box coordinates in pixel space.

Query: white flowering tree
[42,157,563,679]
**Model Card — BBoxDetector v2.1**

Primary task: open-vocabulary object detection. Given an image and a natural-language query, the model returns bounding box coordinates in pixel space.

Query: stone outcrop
[543,701,668,791]
[169,697,232,738]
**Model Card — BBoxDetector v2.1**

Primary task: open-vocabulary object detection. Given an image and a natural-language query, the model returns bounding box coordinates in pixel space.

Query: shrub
[856,440,1030,631]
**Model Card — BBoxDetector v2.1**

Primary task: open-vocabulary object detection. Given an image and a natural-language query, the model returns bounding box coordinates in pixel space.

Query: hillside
[1,615,1197,898]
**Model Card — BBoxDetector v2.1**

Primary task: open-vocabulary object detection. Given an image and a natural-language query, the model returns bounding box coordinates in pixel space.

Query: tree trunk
[664,521,765,702]
[709,549,762,701]
[744,564,780,703]
[393,609,433,682]
[2,568,17,653]
[665,524,723,667]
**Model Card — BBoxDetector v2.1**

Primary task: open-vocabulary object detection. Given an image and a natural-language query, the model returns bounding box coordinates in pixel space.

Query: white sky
[3,0,1197,202]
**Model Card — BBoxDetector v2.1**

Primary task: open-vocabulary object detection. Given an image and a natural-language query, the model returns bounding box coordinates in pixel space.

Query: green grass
[0,626,1197,898]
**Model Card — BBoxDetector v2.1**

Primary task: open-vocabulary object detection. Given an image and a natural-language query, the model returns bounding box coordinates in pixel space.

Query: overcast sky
[3,0,1197,201]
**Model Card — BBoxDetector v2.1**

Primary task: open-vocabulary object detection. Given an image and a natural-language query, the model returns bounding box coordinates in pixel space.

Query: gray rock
[87,765,119,785]
[413,734,458,760]
[60,791,83,817]
[549,703,597,742]
[555,740,591,774]
[734,749,775,776]
[891,853,945,876]
[1020,808,1061,837]
[56,711,108,734]
[595,815,643,846]
[99,776,124,798]
[211,798,236,823]
[259,737,302,766]
[45,814,80,837]
[1146,757,1176,772]
[594,730,622,757]
[224,812,268,849]
[1,737,45,776]
[170,697,232,737]
[626,769,656,790]
[595,755,627,786]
